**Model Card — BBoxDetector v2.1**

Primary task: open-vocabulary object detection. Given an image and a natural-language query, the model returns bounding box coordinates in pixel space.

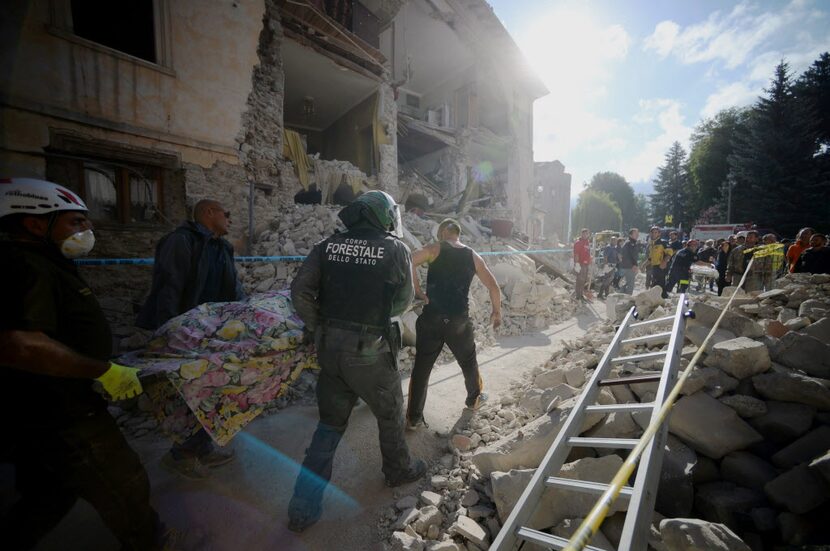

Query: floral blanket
[123,290,318,446]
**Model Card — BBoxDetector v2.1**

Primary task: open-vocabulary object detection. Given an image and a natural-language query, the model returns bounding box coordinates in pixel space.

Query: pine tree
[794,52,830,226]
[688,108,748,220]
[651,141,693,231]
[728,61,820,236]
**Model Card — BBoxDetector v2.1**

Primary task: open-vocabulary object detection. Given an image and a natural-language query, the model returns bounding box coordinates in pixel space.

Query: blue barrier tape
[76,248,572,266]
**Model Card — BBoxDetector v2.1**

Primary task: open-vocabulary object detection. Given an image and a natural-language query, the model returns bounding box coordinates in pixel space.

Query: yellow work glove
[96,362,143,401]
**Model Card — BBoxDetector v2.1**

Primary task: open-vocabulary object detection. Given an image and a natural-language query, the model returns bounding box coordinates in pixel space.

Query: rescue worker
[787,227,814,273]
[287,191,425,532]
[795,233,830,274]
[0,178,162,549]
[137,198,242,479]
[405,219,502,430]
[646,226,673,298]
[727,230,761,291]
[572,228,593,302]
[667,238,701,293]
[757,234,785,290]
[668,231,682,252]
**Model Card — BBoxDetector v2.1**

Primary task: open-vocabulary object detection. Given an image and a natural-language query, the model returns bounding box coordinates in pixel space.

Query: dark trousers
[170,428,213,460]
[2,409,159,550]
[717,273,728,296]
[406,312,482,424]
[289,327,413,519]
[668,271,691,293]
[651,265,668,298]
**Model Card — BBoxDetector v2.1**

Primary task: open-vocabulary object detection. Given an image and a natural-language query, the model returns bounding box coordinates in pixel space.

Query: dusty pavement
[24,306,604,551]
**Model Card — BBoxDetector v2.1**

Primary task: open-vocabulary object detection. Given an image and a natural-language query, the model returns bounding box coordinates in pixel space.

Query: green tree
[688,107,748,220]
[586,172,637,228]
[572,190,622,235]
[794,52,830,225]
[632,193,651,230]
[651,141,693,230]
[794,52,830,150]
[728,61,820,236]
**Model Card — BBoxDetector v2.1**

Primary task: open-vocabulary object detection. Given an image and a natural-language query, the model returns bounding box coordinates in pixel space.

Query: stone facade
[2,0,545,316]
[535,160,572,243]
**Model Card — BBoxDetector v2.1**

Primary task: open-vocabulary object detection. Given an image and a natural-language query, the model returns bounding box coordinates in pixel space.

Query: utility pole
[726,174,734,224]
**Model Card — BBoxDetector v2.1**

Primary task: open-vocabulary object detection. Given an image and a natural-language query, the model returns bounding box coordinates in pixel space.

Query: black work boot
[385,459,427,487]
[287,495,322,533]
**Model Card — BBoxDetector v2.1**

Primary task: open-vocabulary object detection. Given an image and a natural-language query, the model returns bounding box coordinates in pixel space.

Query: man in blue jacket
[137,198,244,479]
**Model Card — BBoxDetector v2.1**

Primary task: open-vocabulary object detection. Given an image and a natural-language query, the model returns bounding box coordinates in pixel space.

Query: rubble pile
[382,273,830,550]
[241,206,576,370]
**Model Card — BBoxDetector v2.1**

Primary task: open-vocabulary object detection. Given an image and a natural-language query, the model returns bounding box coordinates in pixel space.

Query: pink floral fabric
[124,290,317,445]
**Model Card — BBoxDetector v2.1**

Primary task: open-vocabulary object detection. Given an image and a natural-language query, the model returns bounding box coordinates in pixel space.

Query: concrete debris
[689,302,764,338]
[390,530,424,551]
[771,426,830,469]
[764,464,830,514]
[656,435,697,517]
[703,337,771,379]
[802,316,830,343]
[382,271,830,550]
[809,451,830,484]
[552,518,616,550]
[719,451,778,491]
[659,518,751,551]
[490,456,627,529]
[634,285,666,318]
[449,515,488,547]
[769,331,830,378]
[684,325,736,354]
[694,481,765,529]
[748,401,815,445]
[718,394,768,418]
[752,371,830,410]
[669,393,763,459]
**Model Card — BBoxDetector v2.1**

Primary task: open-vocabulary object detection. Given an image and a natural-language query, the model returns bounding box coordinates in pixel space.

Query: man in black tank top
[405,219,502,429]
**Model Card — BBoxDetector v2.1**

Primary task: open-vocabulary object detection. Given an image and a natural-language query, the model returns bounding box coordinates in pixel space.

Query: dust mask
[60,229,96,258]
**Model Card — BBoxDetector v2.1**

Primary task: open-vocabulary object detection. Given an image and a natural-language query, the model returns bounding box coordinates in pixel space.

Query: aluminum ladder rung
[516,527,609,551]
[585,402,654,413]
[545,476,634,500]
[621,331,673,346]
[598,372,662,386]
[629,315,674,329]
[610,350,667,364]
[490,294,690,551]
[568,437,639,449]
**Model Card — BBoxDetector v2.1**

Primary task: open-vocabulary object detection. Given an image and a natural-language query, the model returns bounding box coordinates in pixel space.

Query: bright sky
[487,0,830,199]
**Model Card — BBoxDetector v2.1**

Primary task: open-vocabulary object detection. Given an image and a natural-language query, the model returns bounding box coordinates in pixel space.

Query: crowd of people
[1,178,506,547]
[572,225,830,302]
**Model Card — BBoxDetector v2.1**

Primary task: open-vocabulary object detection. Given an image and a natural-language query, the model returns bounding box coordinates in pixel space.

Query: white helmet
[0,177,88,219]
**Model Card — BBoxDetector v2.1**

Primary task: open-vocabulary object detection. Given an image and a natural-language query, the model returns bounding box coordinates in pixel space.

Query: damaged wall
[535,160,572,243]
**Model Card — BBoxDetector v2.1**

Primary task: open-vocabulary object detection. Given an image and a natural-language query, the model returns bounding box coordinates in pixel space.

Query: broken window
[44,132,183,227]
[73,160,163,224]
[70,0,157,62]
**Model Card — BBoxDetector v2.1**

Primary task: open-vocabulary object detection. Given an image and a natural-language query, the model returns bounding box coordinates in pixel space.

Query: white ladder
[490,294,693,551]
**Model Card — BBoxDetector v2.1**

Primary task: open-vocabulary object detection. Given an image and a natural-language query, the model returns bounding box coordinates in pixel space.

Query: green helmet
[340,190,401,235]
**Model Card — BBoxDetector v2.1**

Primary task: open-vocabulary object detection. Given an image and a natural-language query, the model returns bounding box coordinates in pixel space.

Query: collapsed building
[0,1,570,314]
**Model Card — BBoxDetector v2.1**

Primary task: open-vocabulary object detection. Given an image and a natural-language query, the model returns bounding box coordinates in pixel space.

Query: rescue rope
[74,248,573,266]
[564,257,757,551]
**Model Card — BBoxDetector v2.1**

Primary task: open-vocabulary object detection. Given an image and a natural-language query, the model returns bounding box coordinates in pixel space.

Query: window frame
[48,0,174,74]
[45,131,181,229]
[74,160,166,226]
